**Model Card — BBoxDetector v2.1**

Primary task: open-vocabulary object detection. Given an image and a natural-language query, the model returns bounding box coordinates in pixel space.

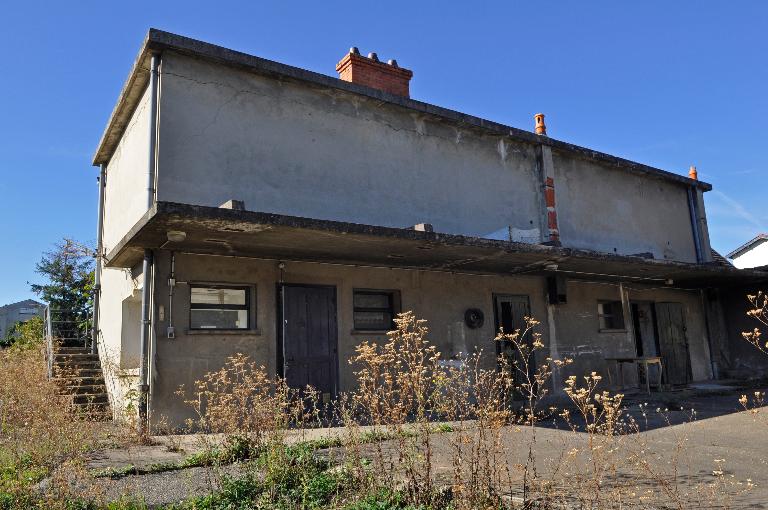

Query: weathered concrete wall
[150,51,704,261]
[103,85,151,253]
[552,280,712,385]
[155,52,542,239]
[147,251,550,426]
[140,252,714,428]
[552,151,699,262]
[98,263,143,422]
[721,286,768,378]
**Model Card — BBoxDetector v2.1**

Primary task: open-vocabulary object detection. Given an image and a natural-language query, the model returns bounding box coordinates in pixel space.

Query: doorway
[656,302,692,385]
[493,294,533,387]
[630,301,662,386]
[279,284,339,398]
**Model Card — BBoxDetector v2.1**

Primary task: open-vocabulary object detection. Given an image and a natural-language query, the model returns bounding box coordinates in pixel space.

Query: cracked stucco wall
[103,85,151,254]
[152,51,701,262]
[155,51,542,239]
[552,151,699,263]
[143,252,713,428]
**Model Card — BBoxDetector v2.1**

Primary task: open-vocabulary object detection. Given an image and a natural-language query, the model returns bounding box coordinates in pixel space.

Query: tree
[29,239,95,338]
[1,315,44,350]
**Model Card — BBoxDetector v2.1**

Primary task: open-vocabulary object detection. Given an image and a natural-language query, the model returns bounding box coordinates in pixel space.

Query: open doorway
[493,294,534,389]
[630,301,691,387]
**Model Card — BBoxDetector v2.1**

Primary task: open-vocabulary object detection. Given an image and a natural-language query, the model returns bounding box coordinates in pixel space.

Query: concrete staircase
[51,346,111,419]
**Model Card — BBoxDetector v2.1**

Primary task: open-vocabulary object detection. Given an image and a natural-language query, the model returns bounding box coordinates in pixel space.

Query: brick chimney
[336,47,413,97]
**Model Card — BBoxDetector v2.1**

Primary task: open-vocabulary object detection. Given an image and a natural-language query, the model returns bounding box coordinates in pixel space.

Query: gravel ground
[46,385,767,508]
[86,462,247,508]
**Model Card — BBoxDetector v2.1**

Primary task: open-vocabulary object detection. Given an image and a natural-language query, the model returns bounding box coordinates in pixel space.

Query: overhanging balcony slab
[106,202,768,289]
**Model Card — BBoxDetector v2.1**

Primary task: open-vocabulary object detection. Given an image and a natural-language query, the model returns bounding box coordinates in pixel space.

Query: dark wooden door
[494,295,533,385]
[281,285,338,397]
[656,302,691,385]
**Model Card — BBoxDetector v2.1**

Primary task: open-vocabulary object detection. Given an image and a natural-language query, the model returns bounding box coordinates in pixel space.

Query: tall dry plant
[177,353,321,449]
[743,291,768,354]
[0,340,122,505]
[740,291,768,427]
[173,310,752,509]
[345,311,442,506]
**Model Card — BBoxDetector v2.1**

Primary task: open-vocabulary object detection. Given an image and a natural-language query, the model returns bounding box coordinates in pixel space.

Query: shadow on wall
[722,286,768,378]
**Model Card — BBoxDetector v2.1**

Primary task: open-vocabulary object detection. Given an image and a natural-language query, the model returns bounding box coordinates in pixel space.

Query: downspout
[687,187,703,263]
[146,53,160,210]
[91,163,107,354]
[139,52,161,433]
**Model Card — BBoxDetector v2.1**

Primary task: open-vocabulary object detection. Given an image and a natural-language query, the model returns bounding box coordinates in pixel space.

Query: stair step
[53,376,105,386]
[54,353,99,361]
[61,384,107,395]
[72,407,112,421]
[54,347,91,354]
[53,361,101,369]
[73,394,109,405]
[53,368,103,377]
[50,349,110,419]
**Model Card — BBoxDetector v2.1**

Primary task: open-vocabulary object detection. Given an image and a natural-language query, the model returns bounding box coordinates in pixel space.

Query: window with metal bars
[353,289,400,331]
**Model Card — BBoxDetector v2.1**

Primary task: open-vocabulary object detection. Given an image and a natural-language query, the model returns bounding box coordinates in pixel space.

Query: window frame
[597,300,626,332]
[352,289,401,332]
[189,284,252,331]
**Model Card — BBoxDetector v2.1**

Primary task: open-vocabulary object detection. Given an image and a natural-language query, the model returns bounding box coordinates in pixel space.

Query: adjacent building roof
[726,234,768,259]
[710,249,734,267]
[0,299,43,309]
[92,29,712,193]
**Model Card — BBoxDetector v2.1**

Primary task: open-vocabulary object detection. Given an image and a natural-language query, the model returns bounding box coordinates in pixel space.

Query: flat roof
[92,29,711,192]
[105,201,765,289]
[727,234,768,259]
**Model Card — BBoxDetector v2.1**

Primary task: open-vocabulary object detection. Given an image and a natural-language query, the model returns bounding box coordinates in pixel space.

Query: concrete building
[0,299,45,341]
[727,234,768,269]
[90,29,767,428]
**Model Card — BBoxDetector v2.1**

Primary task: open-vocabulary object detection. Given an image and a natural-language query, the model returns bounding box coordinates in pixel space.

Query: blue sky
[1,1,766,305]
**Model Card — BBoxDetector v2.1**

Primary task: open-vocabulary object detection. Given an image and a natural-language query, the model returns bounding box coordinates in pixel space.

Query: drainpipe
[687,187,703,263]
[146,52,160,209]
[138,52,161,433]
[138,249,153,431]
[91,163,107,354]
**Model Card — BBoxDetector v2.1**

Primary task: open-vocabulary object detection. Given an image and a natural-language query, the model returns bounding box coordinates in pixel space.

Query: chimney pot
[336,49,413,97]
[688,165,698,180]
[534,113,547,135]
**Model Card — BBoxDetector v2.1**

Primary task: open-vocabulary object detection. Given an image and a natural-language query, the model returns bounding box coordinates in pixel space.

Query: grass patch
[165,443,349,510]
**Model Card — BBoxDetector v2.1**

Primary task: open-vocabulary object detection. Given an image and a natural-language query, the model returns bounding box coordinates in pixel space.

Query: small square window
[190,285,251,330]
[353,290,400,331]
[598,300,625,331]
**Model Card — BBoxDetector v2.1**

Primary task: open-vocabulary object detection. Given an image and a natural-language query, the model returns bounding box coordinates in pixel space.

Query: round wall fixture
[464,308,485,329]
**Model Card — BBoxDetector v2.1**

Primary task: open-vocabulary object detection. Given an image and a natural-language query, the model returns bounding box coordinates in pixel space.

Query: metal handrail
[44,307,93,379]
[45,306,53,379]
